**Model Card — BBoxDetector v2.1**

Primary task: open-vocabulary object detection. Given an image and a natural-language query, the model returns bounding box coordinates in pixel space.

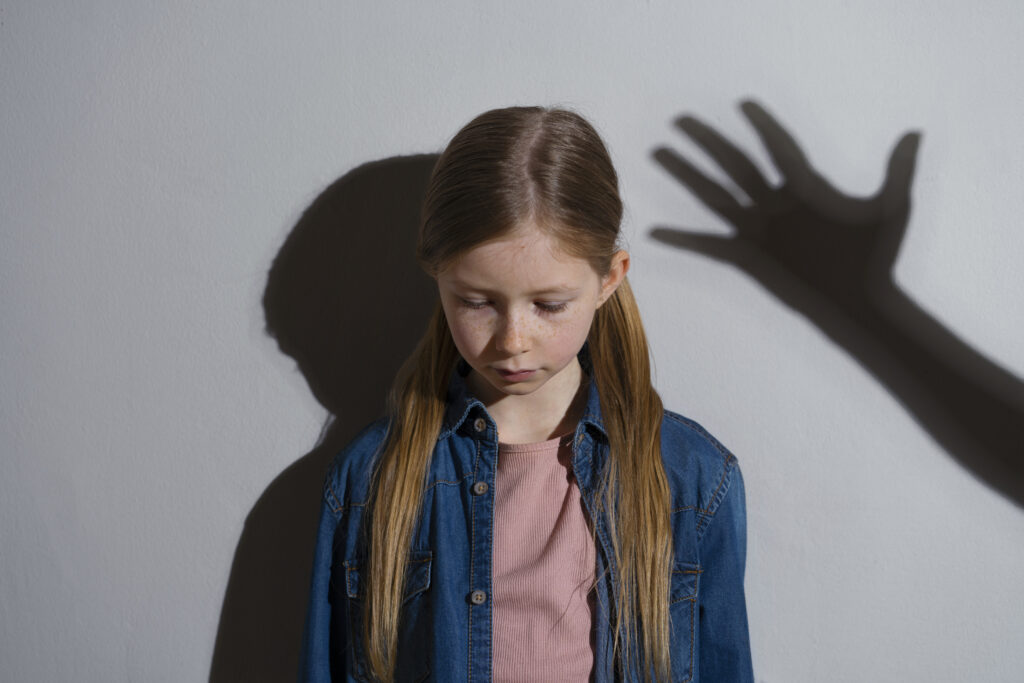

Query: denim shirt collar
[438,343,608,442]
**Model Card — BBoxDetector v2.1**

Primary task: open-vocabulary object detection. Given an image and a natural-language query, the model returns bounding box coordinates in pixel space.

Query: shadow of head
[264,154,441,415]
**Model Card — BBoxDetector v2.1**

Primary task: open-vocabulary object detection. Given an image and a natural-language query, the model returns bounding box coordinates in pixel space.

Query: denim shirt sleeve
[299,482,343,683]
[697,460,754,682]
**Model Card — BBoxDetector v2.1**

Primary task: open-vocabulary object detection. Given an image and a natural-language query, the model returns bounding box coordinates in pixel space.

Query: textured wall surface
[2,2,1022,681]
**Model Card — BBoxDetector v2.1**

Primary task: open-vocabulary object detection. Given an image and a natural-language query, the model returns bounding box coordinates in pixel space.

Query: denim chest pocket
[340,550,433,683]
[669,562,701,683]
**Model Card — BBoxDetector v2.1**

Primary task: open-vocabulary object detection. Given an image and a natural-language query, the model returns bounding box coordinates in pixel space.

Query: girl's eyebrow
[448,279,579,296]
[525,286,579,296]
[453,284,580,297]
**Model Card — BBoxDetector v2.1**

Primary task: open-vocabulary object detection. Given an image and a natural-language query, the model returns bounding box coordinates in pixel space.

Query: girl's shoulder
[321,417,391,515]
[659,408,743,520]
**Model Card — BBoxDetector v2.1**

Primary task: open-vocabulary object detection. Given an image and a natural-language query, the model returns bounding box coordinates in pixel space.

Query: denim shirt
[300,361,753,683]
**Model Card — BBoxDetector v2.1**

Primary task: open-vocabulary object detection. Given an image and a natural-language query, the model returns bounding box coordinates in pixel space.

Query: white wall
[3,1,1022,681]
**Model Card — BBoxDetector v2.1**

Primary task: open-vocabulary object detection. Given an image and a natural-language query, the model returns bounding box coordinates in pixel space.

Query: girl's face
[436,223,628,403]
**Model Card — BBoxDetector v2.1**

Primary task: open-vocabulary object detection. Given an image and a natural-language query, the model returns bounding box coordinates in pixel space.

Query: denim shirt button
[473,417,486,433]
[469,590,487,605]
[471,481,489,495]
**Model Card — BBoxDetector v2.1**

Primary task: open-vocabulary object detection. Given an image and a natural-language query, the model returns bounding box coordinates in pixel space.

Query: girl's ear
[597,250,630,307]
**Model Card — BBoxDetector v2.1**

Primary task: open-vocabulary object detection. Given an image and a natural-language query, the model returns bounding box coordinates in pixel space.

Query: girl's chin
[490,374,543,394]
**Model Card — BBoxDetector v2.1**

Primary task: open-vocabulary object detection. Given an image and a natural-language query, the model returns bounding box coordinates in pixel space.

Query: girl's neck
[468,357,588,445]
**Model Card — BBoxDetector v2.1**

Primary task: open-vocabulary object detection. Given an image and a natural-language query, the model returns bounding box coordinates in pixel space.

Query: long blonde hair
[364,107,672,682]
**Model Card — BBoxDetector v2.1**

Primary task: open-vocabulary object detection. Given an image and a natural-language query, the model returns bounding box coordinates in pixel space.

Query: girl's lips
[495,368,536,382]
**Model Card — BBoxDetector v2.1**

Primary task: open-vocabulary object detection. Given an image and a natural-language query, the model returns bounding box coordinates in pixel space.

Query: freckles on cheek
[547,316,590,349]
[451,315,492,352]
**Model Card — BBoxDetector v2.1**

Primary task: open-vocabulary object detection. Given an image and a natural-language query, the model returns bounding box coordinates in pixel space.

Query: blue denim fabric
[300,359,753,682]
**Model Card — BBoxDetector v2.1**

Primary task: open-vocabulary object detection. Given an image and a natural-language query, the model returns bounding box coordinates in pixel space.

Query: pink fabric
[492,434,597,683]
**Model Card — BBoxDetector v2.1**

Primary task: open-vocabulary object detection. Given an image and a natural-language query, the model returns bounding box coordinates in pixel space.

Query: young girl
[300,107,753,683]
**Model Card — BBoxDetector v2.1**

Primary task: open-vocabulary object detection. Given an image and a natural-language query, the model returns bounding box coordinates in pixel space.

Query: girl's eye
[459,299,489,310]
[535,301,568,314]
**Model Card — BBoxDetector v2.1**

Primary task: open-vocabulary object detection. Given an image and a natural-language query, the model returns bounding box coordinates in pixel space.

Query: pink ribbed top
[492,434,596,683]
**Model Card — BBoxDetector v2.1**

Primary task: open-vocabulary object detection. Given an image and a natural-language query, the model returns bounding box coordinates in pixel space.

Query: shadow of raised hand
[652,101,919,319]
[651,100,1024,507]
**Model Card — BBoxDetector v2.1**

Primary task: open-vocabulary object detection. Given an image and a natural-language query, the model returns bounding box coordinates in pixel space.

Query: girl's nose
[494,312,529,355]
